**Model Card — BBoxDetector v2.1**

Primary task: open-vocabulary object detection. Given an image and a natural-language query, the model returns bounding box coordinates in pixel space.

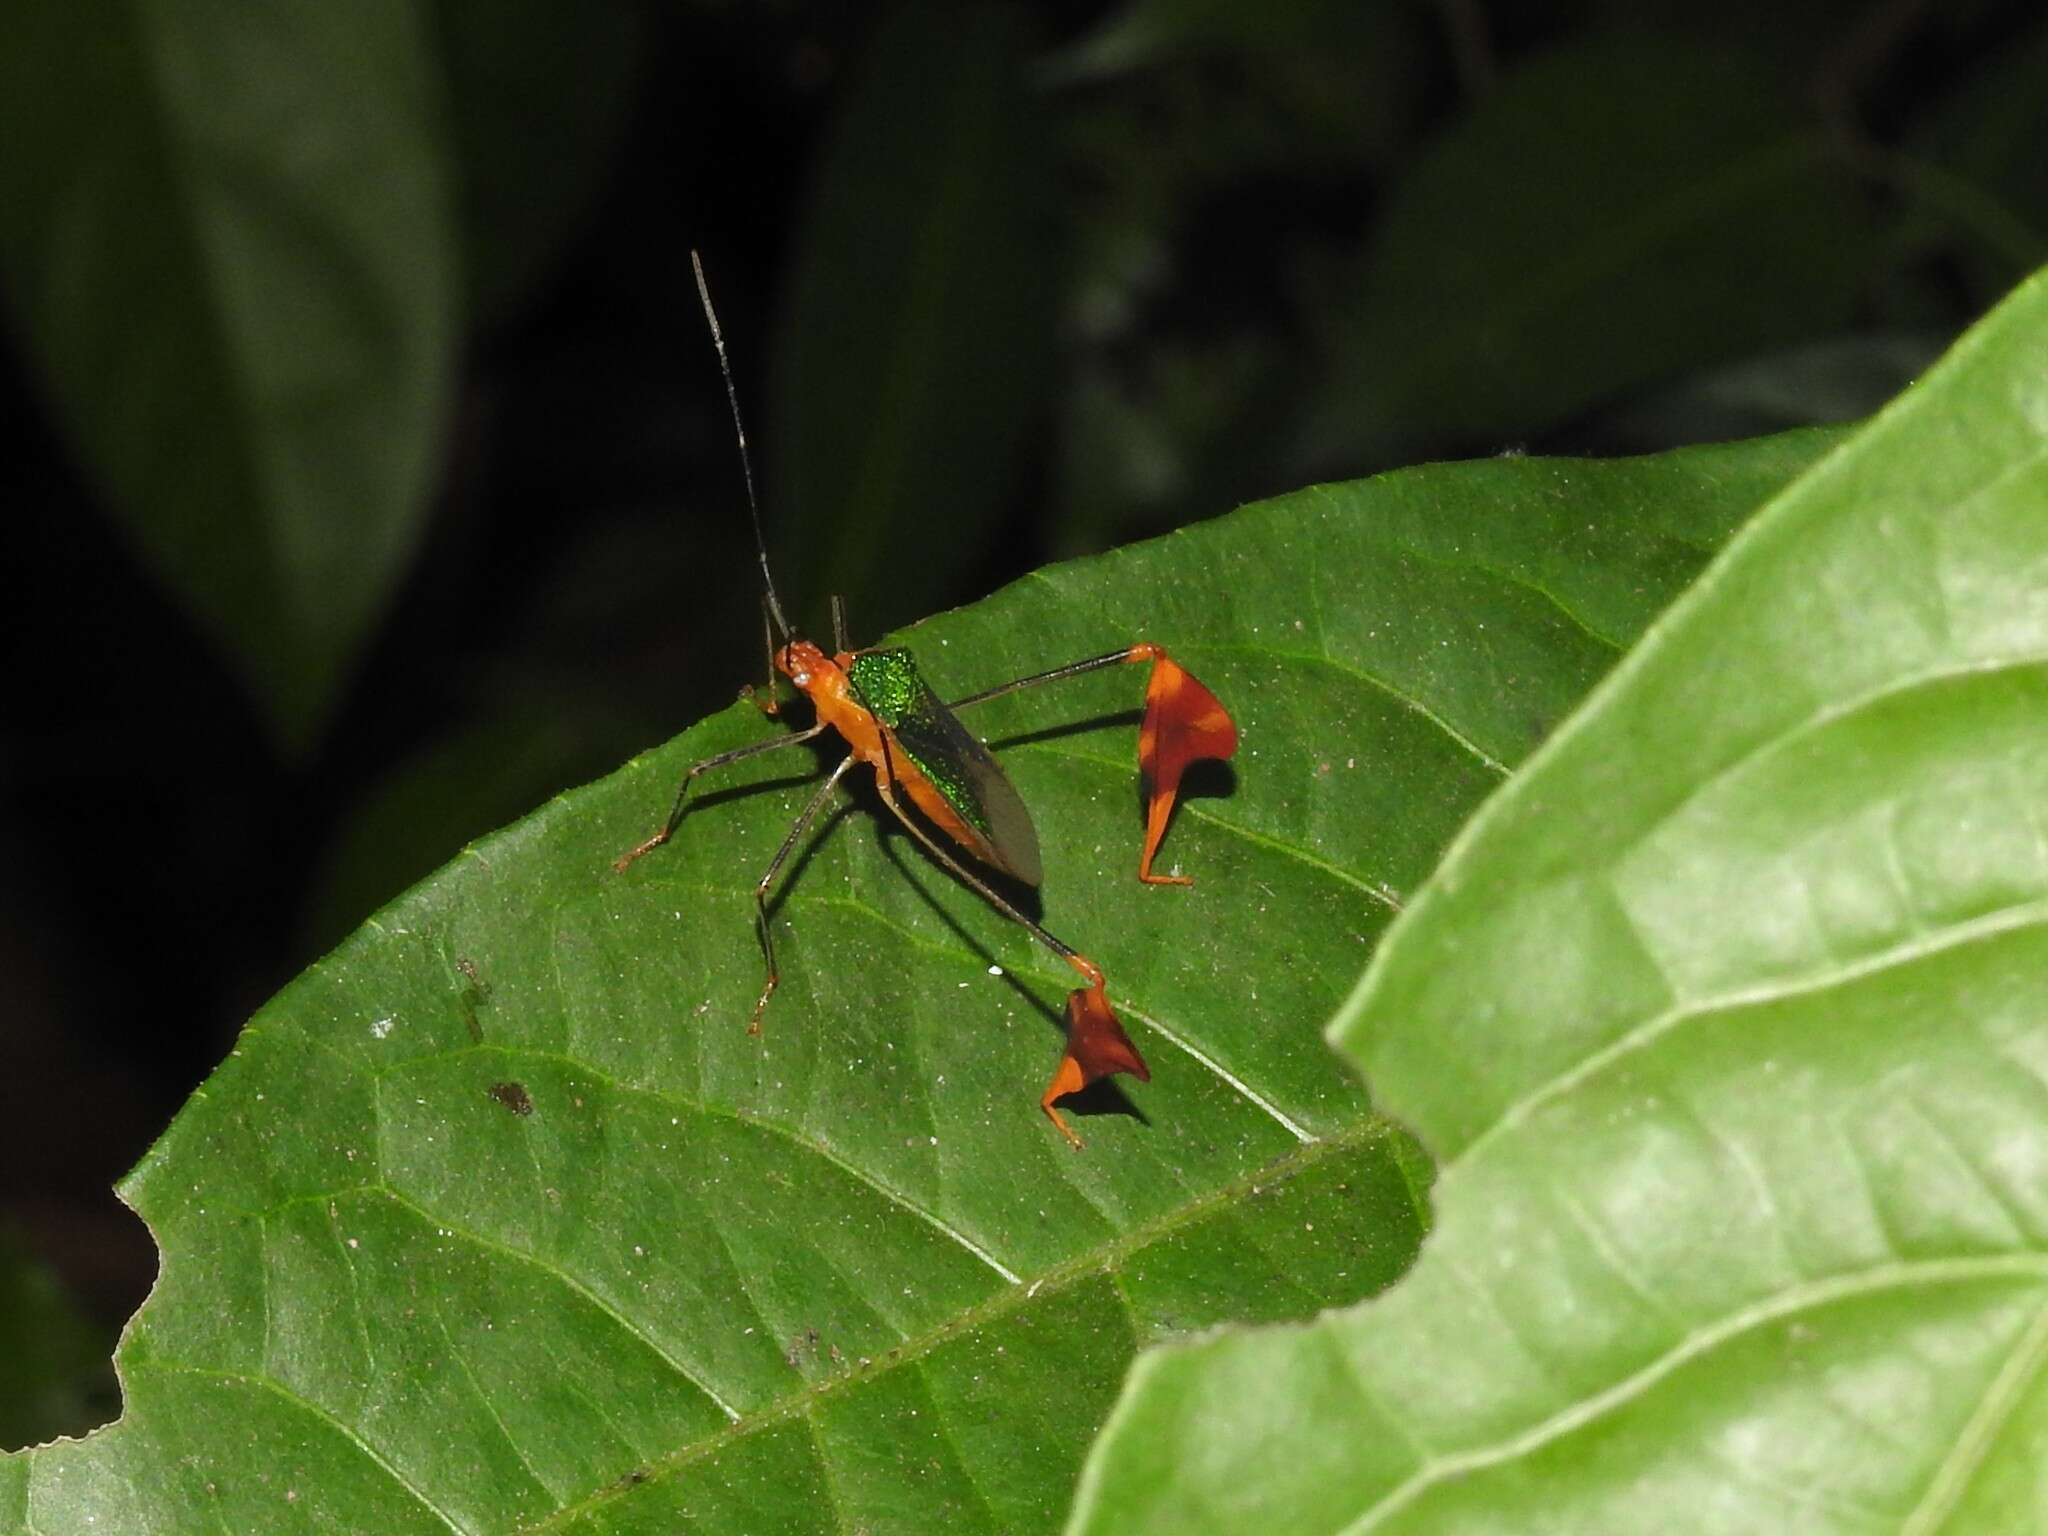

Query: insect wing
[888,674,1044,887]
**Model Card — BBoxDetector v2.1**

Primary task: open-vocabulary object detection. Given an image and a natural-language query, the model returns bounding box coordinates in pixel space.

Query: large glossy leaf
[1306,39,1874,467]
[0,5,455,752]
[1070,270,2048,1529]
[0,427,1836,1532]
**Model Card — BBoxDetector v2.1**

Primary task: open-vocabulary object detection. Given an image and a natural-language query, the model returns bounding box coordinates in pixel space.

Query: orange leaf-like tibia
[1041,984,1150,1148]
[1136,651,1239,883]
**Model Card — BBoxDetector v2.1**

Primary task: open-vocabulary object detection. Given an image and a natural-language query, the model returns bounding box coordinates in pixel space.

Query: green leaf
[432,0,646,324]
[770,2,1063,638]
[1898,13,2048,295]
[1071,270,2048,1531]
[0,1232,116,1452]
[0,5,456,753]
[0,425,1835,1531]
[1578,330,1940,454]
[1054,0,1369,77]
[1307,39,1875,466]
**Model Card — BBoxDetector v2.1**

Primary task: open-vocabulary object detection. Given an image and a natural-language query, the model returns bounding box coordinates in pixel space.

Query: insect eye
[791,669,810,686]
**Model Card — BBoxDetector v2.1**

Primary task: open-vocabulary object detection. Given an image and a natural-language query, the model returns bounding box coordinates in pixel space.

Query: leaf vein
[1901,1295,2048,1535]
[434,1312,557,1510]
[365,1183,744,1424]
[1337,1256,2048,1536]
[1456,895,2048,1175]
[523,1125,1392,1532]
[654,873,1332,1145]
[400,1032,1026,1288]
[129,1359,469,1536]
[1305,482,1633,658]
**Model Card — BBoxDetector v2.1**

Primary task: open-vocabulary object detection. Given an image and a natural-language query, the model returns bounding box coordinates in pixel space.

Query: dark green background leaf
[432,0,647,325]
[770,2,1064,638]
[0,3,455,751]
[1071,270,2048,1530]
[0,1232,115,1453]
[1307,38,1876,465]
[1898,12,2048,295]
[0,422,1838,1531]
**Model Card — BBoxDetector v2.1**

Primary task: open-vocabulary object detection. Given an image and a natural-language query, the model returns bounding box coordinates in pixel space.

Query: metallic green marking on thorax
[845,648,994,837]
[844,648,922,728]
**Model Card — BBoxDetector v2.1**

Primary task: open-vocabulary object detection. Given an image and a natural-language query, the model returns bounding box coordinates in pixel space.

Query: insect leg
[947,643,1238,886]
[613,724,828,872]
[869,773,1147,1148]
[740,598,785,718]
[877,780,1099,977]
[943,648,1137,711]
[749,753,859,1032]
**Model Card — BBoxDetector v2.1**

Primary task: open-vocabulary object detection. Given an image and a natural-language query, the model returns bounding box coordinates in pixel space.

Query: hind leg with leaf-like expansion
[868,768,1147,1148]
[947,642,1238,884]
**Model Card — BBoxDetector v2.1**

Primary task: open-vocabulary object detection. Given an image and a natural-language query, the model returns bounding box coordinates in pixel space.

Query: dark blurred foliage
[0,0,2041,1446]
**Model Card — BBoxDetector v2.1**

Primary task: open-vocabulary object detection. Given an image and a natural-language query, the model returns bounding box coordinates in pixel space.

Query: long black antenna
[691,249,791,642]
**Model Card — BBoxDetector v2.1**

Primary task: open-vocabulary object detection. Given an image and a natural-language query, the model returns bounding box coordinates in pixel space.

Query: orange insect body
[778,640,883,766]
[777,640,996,870]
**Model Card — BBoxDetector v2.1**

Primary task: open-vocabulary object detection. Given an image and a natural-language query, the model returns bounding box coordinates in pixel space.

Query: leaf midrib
[184,965,1405,1531]
[516,1118,1408,1534]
